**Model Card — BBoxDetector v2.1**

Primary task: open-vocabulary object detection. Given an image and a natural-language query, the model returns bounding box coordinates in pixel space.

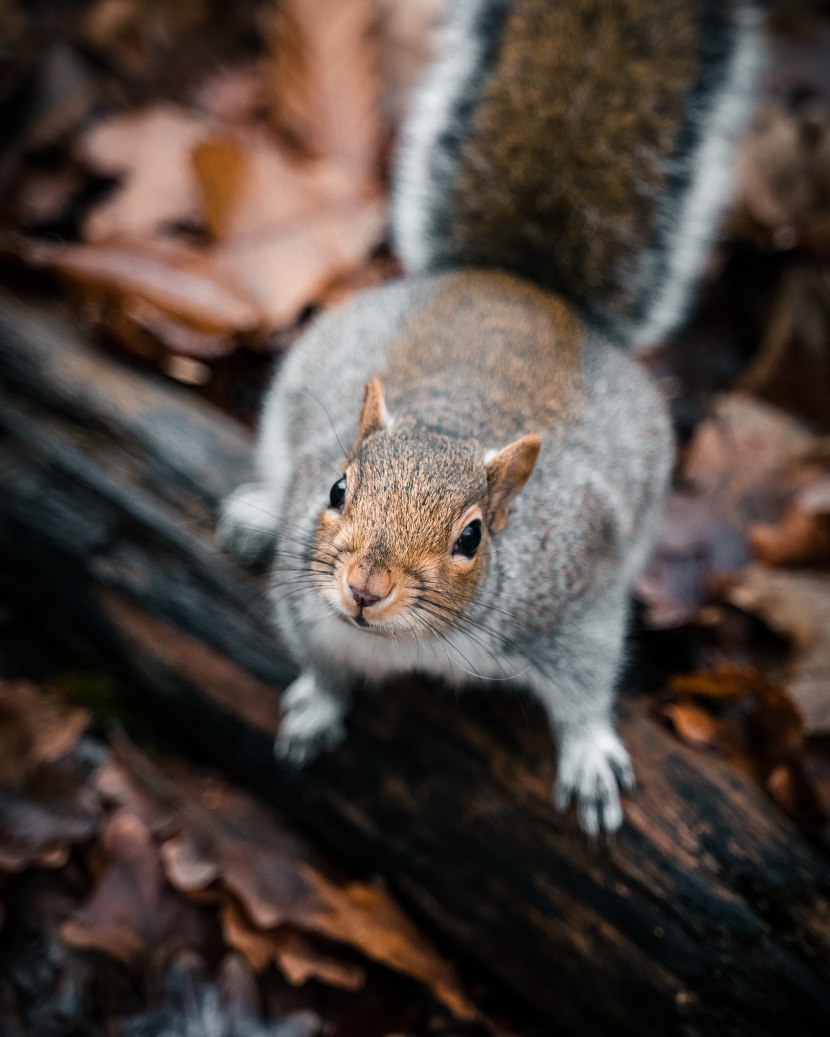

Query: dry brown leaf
[638,392,823,627]
[77,105,215,243]
[659,664,826,829]
[190,64,265,124]
[731,100,830,254]
[109,737,476,1020]
[26,240,261,334]
[192,130,386,327]
[0,684,98,872]
[661,702,730,752]
[306,876,478,1022]
[0,790,99,872]
[122,297,234,359]
[726,565,830,735]
[191,137,248,240]
[0,681,90,774]
[263,0,381,177]
[83,0,210,85]
[200,195,385,329]
[221,899,365,991]
[61,808,213,968]
[751,476,830,566]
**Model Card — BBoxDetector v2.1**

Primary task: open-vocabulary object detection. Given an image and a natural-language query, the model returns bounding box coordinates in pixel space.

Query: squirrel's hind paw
[555,727,635,837]
[274,672,347,767]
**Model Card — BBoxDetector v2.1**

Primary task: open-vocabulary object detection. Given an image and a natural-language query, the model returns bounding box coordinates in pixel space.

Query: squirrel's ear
[485,434,541,532]
[357,378,388,440]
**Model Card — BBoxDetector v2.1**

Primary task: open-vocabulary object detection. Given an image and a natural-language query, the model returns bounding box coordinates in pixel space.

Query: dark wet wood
[1,293,829,1037]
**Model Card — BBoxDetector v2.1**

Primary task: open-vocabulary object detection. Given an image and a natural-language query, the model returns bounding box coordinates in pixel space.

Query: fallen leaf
[725,565,830,735]
[751,476,830,566]
[306,877,478,1022]
[190,64,265,124]
[110,736,477,1020]
[660,702,732,753]
[221,899,365,991]
[123,297,235,359]
[263,0,381,177]
[25,239,261,334]
[731,100,830,255]
[192,130,386,328]
[0,681,90,769]
[0,788,98,872]
[639,392,823,626]
[77,105,215,243]
[659,664,826,830]
[61,809,215,968]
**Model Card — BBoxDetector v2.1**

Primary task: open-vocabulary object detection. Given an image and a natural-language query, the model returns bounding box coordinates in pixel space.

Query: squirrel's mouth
[348,612,390,635]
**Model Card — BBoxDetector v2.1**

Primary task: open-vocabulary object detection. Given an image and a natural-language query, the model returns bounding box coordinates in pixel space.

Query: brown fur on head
[311,381,539,636]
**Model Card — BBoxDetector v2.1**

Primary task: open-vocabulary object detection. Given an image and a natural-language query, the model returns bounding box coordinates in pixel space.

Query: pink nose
[348,583,383,608]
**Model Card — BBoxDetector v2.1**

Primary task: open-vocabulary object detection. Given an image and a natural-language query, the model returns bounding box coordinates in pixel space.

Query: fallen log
[0,292,829,1037]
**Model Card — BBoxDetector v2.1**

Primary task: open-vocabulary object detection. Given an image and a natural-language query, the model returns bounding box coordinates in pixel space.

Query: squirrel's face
[305,380,540,639]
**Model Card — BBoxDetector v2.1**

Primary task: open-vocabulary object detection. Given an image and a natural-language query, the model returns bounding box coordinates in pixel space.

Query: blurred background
[1,1,830,1035]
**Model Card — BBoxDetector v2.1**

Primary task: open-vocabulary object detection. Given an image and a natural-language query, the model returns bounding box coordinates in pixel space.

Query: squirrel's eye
[329,476,347,510]
[453,520,481,558]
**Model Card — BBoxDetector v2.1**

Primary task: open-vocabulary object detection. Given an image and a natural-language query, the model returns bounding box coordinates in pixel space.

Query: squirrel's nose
[348,583,384,608]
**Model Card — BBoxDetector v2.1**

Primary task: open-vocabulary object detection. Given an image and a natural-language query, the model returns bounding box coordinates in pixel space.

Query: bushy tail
[393,0,763,346]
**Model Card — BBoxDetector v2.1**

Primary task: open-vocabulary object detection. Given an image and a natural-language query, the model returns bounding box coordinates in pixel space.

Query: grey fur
[219,272,672,834]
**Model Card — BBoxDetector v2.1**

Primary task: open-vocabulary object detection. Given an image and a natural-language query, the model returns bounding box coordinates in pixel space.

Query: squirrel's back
[394,0,763,347]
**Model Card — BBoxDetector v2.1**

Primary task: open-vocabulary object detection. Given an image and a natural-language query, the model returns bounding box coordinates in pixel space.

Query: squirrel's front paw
[217,483,280,562]
[274,672,347,766]
[555,726,635,837]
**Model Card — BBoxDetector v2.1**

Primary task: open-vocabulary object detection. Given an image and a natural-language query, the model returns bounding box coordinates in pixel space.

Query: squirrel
[219,0,763,835]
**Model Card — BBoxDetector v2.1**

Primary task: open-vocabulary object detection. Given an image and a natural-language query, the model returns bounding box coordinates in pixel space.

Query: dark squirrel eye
[454,519,481,558]
[329,476,347,510]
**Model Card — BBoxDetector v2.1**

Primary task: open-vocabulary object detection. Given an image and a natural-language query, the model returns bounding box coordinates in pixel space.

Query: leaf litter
[0,678,484,1036]
[4,0,830,1031]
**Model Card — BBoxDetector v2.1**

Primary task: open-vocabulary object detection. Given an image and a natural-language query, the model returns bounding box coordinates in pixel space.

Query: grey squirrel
[219,0,763,834]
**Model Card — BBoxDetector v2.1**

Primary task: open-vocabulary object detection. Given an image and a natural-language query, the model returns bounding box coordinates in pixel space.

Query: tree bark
[1,293,829,1037]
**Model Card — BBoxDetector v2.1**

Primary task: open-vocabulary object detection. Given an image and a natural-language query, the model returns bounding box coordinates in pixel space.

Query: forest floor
[1,1,830,1035]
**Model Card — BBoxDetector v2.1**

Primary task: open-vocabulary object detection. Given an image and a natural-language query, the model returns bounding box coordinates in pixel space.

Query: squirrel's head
[306,379,540,637]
